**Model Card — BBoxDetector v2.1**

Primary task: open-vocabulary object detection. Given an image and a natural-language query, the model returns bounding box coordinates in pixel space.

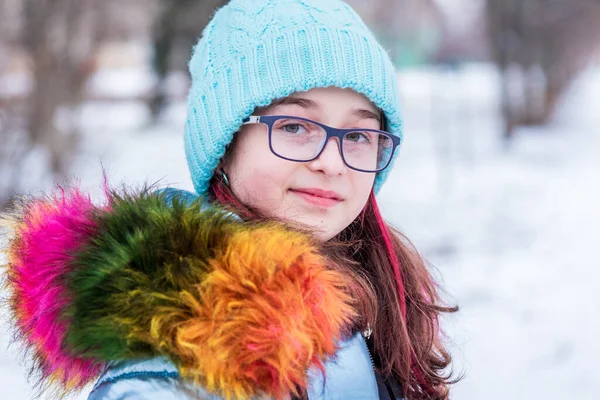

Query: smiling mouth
[289,189,343,208]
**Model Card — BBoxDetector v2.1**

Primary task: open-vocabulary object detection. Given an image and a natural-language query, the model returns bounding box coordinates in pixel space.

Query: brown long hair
[208,153,458,400]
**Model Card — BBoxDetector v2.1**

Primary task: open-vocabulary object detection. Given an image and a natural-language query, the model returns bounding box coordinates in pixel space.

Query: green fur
[64,190,240,361]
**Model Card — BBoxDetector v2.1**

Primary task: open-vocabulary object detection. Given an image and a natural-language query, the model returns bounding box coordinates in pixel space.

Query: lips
[289,188,343,208]
[292,188,342,200]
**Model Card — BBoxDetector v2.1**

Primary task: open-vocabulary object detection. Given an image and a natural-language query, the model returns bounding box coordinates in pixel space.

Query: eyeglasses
[241,115,400,173]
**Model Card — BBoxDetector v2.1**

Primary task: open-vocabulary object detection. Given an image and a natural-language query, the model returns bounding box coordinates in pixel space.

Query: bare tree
[149,0,228,120]
[0,0,104,209]
[486,0,600,139]
[23,0,99,173]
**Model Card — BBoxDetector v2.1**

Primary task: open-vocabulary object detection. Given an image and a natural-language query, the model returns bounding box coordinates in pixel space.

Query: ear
[214,161,231,187]
[217,162,229,176]
[219,137,239,174]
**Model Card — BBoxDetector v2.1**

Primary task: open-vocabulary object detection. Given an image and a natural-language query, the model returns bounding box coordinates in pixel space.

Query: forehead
[294,87,377,109]
[264,87,378,112]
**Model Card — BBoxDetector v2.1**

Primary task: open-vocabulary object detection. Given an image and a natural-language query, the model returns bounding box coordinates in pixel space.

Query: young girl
[2,0,457,399]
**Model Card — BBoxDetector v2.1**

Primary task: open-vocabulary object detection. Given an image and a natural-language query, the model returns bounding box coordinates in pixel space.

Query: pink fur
[10,188,103,386]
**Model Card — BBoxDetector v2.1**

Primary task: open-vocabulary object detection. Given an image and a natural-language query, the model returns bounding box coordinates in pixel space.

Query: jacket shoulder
[156,187,199,206]
[89,357,222,400]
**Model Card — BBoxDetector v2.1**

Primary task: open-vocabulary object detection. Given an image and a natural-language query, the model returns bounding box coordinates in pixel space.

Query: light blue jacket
[89,332,379,399]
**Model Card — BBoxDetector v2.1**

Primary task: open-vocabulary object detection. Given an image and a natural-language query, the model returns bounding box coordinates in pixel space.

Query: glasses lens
[342,131,394,171]
[270,118,327,161]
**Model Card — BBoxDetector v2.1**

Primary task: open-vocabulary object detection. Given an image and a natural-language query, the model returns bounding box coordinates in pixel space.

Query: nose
[306,137,346,176]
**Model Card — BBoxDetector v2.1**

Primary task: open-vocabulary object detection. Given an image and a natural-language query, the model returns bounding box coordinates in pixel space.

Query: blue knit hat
[184,0,403,196]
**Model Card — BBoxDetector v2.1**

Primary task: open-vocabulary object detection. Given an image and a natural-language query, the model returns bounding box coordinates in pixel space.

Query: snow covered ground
[1,63,599,399]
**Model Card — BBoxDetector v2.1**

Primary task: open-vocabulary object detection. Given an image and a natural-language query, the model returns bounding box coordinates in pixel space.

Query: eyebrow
[266,96,321,111]
[352,108,382,124]
[261,96,382,124]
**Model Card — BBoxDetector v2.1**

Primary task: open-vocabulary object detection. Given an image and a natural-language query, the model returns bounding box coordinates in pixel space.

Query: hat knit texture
[184,0,403,196]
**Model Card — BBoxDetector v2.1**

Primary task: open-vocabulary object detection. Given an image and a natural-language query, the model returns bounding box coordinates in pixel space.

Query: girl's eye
[345,131,371,143]
[283,124,303,133]
[275,120,313,135]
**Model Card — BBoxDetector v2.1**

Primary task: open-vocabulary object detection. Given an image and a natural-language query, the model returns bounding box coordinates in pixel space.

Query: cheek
[350,172,375,207]
[234,166,286,204]
[228,137,296,208]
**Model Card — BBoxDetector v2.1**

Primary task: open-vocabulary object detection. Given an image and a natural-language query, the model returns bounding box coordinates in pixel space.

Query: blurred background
[1,0,599,399]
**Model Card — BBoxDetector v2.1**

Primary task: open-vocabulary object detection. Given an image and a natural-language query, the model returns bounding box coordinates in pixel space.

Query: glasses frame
[242,115,400,173]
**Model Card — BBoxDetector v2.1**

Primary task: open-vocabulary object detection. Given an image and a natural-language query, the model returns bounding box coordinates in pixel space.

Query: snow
[385,65,600,399]
[1,63,599,399]
[85,67,157,99]
[0,72,32,98]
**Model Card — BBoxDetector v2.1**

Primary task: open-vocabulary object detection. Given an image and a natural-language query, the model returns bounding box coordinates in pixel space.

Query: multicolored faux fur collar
[1,187,356,399]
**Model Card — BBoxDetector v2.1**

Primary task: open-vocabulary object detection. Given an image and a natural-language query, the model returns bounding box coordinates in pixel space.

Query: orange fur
[141,224,356,399]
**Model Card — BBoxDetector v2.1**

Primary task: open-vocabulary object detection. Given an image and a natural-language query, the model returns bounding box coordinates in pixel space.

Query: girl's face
[223,87,379,241]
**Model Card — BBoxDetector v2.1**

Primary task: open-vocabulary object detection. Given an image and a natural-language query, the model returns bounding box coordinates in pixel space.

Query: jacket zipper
[362,323,376,374]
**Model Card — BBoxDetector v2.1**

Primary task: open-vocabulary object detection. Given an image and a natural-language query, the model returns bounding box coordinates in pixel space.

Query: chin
[309,223,341,242]
[276,207,342,241]
[312,230,333,242]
